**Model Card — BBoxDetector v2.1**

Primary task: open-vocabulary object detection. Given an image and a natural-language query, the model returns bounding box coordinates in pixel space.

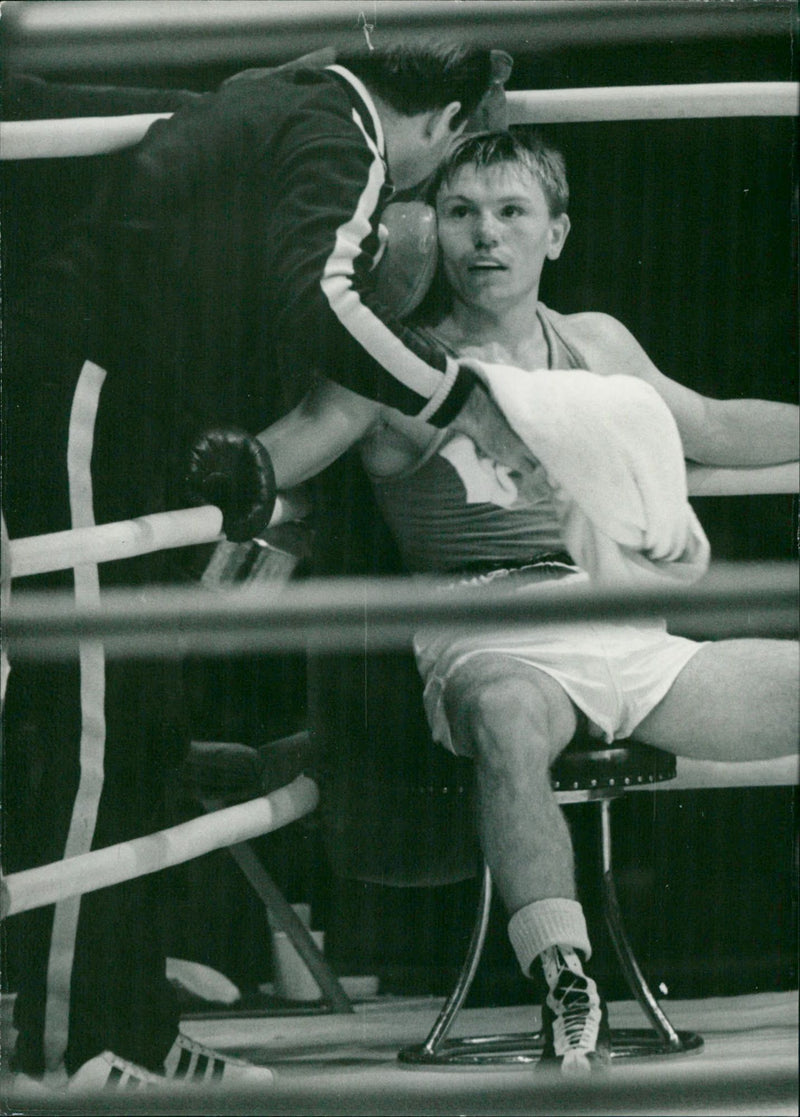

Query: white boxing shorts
[413,564,707,754]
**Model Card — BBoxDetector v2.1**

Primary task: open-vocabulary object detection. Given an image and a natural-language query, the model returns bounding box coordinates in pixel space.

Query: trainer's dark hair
[429,127,570,216]
[338,43,494,127]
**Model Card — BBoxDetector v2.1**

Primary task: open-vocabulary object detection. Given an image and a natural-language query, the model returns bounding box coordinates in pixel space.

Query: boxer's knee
[443,656,576,767]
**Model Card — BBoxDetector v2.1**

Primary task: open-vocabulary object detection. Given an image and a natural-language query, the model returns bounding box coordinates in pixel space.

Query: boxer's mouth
[468,258,507,271]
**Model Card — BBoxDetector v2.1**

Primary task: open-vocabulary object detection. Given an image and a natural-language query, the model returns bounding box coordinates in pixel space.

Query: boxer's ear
[373,201,438,320]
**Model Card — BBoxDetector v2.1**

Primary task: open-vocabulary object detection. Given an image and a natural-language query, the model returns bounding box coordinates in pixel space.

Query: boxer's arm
[185,379,377,540]
[258,379,383,490]
[574,313,799,466]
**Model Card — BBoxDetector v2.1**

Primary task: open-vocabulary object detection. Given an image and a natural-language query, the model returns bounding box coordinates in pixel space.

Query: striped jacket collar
[325,64,385,158]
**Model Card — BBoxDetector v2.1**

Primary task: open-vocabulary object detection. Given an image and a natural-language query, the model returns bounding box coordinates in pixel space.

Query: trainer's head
[428,128,571,313]
[338,44,501,189]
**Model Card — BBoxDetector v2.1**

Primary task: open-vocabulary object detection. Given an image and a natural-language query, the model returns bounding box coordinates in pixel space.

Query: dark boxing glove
[186,428,277,543]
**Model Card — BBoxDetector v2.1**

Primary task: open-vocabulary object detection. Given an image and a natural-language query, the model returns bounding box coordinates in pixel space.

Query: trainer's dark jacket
[73,65,472,441]
[0,64,473,1080]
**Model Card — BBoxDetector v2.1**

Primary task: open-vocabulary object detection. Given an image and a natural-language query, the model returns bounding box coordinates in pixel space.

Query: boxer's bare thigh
[632,638,799,761]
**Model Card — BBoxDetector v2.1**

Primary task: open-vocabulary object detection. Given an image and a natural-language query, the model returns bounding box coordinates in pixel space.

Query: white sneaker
[67,1050,165,1092]
[162,1033,275,1086]
[539,945,611,1075]
[21,1036,274,1097]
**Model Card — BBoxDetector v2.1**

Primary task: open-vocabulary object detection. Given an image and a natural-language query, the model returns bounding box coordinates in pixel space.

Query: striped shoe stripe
[105,1063,149,1089]
[192,1053,209,1080]
[172,1045,193,1079]
[107,1066,124,1088]
[118,1069,146,1090]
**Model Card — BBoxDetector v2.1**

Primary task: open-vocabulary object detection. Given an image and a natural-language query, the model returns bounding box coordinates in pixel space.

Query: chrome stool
[399,739,703,1064]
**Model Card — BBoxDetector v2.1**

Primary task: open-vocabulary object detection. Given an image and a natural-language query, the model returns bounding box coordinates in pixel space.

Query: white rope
[506,82,799,124]
[7,492,305,579]
[0,112,173,160]
[0,774,319,918]
[642,754,799,792]
[2,83,796,161]
[9,506,222,579]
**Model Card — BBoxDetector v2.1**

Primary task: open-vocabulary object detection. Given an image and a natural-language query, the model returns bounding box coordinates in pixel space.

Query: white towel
[473,361,710,586]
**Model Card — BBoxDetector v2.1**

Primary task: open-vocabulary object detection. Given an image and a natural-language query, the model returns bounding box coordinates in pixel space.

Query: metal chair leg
[399,863,544,1065]
[399,794,706,1066]
[400,862,493,1061]
[598,797,703,1058]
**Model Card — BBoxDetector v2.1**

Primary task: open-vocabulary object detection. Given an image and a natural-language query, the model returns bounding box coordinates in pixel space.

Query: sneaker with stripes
[162,1034,275,1086]
[66,1050,165,1092]
[65,1034,275,1092]
[538,945,611,1075]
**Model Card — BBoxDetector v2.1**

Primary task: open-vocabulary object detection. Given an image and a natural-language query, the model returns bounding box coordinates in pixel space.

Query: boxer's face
[436,162,569,311]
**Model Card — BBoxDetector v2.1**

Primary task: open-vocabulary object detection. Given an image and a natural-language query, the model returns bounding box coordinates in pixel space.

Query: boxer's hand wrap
[186,428,277,543]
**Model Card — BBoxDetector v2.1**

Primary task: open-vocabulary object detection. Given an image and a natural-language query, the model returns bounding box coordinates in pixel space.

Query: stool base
[399,1027,704,1066]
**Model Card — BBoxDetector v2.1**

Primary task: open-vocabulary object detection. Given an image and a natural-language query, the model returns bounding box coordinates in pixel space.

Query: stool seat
[551,738,676,794]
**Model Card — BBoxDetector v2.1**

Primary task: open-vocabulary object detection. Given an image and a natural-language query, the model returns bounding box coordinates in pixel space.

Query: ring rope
[0,774,319,919]
[4,563,797,660]
[9,506,222,579]
[7,463,797,579]
[7,491,307,579]
[3,0,790,65]
[1,83,796,161]
[505,82,799,124]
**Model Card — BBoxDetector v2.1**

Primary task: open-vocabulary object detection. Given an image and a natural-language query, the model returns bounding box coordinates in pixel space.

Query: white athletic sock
[508,897,592,977]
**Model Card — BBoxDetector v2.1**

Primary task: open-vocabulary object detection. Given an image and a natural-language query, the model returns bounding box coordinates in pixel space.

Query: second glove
[186,428,277,543]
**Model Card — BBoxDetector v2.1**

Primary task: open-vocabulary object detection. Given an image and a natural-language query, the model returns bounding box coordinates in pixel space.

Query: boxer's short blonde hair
[431,128,569,218]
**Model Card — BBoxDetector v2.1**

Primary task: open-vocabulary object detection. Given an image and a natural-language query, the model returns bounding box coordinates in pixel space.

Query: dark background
[2,2,797,1011]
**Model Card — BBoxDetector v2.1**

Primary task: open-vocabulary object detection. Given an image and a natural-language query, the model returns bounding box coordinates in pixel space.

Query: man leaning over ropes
[2,44,516,1094]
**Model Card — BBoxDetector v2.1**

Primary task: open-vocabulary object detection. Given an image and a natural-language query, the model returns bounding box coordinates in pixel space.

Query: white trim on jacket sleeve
[319,107,459,412]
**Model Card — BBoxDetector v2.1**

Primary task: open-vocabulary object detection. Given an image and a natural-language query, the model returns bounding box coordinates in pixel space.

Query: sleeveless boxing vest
[369,304,587,573]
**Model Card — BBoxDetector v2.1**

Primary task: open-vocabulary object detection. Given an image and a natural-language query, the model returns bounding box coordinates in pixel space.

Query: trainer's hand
[186,428,277,543]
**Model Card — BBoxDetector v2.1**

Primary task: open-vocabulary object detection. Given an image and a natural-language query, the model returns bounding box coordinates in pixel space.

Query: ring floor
[2,990,797,1116]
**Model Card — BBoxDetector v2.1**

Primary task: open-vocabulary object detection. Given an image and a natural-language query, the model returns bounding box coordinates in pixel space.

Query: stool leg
[598,797,690,1050]
[201,797,354,1014]
[400,862,493,1060]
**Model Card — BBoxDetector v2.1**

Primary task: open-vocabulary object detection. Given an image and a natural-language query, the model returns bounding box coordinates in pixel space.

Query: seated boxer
[208,129,799,1074]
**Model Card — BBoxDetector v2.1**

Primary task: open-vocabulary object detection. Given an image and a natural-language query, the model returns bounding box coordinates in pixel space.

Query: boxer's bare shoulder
[544,308,654,378]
